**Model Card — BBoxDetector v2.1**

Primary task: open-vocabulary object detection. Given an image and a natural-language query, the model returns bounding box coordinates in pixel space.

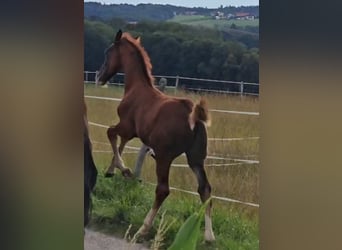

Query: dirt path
[84,229,149,250]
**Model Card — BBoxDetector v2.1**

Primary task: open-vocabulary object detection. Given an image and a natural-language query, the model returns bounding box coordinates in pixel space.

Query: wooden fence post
[240,82,244,96]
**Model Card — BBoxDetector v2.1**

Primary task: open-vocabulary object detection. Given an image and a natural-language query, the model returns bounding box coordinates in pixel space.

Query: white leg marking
[204,213,216,241]
[189,116,195,130]
[138,208,158,235]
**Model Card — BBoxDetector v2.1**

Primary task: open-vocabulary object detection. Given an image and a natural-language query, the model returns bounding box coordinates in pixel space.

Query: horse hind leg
[187,155,215,241]
[186,122,215,241]
[105,125,133,178]
[137,157,171,236]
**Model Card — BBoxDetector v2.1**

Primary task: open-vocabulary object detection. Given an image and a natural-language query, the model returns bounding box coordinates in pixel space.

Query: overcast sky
[86,1,259,8]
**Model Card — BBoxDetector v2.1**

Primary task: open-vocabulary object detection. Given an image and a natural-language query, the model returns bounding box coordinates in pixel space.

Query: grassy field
[169,15,259,30]
[85,83,259,249]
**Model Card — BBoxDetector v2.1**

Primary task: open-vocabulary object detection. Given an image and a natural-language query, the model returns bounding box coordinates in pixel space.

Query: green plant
[167,198,211,250]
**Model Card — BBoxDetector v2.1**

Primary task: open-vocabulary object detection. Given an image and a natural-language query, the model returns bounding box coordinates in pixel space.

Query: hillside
[84,3,259,83]
[169,15,259,36]
[84,2,259,22]
[84,19,259,83]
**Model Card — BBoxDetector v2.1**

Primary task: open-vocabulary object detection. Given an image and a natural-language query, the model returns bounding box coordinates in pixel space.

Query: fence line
[88,121,110,129]
[91,137,259,164]
[91,145,257,167]
[85,80,259,208]
[85,95,122,102]
[145,182,259,208]
[208,137,259,141]
[210,109,259,116]
[92,140,141,151]
[93,150,138,154]
[171,162,256,168]
[89,121,259,144]
[85,71,258,85]
[89,122,260,164]
[91,150,255,167]
[84,95,260,116]
[206,155,259,164]
[84,71,259,96]
[91,146,259,207]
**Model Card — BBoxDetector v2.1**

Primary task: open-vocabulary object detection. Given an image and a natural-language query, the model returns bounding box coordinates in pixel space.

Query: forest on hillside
[84,2,259,22]
[84,18,259,83]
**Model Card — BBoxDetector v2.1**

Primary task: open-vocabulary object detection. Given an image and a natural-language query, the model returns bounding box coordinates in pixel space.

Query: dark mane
[122,32,154,85]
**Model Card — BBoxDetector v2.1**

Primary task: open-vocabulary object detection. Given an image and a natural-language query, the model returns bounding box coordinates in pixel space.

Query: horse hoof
[122,169,133,178]
[137,225,150,236]
[104,173,114,178]
[204,230,216,242]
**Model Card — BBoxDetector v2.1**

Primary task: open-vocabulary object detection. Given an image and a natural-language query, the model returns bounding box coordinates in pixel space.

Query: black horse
[84,119,98,227]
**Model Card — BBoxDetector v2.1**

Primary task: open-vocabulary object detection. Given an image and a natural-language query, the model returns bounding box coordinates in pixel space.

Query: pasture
[85,83,259,249]
[169,15,259,29]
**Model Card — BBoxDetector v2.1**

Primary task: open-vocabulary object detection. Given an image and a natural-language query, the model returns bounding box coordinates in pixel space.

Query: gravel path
[84,229,149,250]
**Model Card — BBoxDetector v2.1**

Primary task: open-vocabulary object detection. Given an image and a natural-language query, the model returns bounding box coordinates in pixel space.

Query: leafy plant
[167,198,211,250]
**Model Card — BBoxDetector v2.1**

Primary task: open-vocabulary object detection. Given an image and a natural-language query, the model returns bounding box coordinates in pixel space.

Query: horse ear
[114,29,122,42]
[135,36,141,43]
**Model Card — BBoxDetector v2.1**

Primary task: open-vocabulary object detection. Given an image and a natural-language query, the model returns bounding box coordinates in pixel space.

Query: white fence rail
[84,71,259,96]
[84,95,260,116]
[88,121,259,164]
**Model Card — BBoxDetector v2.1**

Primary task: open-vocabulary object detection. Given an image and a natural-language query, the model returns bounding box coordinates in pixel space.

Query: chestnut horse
[95,30,215,241]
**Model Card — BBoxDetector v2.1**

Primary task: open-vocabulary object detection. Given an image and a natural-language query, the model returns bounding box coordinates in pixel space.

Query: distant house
[227,13,234,20]
[234,12,255,20]
[214,11,225,20]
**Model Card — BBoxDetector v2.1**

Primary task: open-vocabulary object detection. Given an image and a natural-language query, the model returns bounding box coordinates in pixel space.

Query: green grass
[90,172,258,250]
[85,83,259,249]
[169,15,259,30]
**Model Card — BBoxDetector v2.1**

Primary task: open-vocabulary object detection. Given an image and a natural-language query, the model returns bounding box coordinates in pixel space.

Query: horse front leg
[133,144,150,178]
[105,125,133,178]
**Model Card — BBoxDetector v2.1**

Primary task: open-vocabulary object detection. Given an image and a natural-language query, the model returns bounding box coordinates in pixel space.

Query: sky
[85,1,259,8]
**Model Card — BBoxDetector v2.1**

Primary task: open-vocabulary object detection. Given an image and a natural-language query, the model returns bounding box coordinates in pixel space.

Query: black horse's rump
[84,132,98,227]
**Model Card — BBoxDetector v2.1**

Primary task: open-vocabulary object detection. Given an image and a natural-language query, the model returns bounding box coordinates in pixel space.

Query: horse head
[96,30,123,86]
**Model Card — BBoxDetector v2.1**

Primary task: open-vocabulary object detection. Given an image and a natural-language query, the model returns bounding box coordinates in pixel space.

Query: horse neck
[121,51,154,94]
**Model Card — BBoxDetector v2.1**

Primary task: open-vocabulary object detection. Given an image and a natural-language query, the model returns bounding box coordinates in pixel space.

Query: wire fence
[89,122,259,165]
[85,84,259,208]
[85,95,260,116]
[88,119,260,208]
[84,71,259,96]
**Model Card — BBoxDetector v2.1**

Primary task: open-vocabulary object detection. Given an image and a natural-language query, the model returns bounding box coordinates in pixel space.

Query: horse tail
[192,97,211,127]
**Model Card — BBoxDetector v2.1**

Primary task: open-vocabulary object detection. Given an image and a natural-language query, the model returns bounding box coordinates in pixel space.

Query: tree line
[84,18,259,83]
[85,2,259,22]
